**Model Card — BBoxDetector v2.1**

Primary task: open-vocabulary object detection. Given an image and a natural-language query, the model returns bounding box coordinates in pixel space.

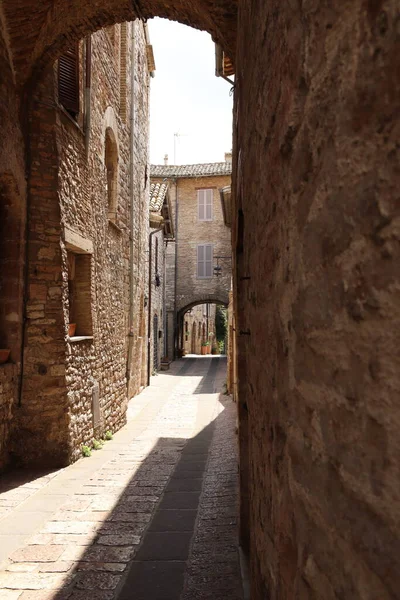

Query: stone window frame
[64,227,94,342]
[197,188,213,222]
[197,244,213,279]
[101,107,120,226]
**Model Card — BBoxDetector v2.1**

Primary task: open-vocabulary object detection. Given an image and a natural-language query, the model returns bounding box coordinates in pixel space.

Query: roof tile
[150,162,232,179]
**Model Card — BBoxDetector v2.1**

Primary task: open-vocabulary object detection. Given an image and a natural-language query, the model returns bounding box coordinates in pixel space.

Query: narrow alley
[0,357,243,599]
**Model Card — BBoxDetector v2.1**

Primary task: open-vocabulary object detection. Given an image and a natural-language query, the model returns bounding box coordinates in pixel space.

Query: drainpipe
[84,35,92,152]
[173,179,179,359]
[147,227,163,386]
[126,21,137,387]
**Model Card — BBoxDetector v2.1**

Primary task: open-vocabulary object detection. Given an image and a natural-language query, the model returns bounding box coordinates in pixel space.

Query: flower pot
[0,349,10,364]
[68,323,76,337]
[201,346,207,355]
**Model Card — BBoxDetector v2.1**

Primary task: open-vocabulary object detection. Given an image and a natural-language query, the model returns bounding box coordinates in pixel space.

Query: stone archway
[2,0,237,89]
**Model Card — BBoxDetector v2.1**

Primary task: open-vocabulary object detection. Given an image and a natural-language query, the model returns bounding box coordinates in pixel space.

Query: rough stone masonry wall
[0,18,27,470]
[149,228,165,371]
[13,21,150,467]
[60,21,150,460]
[234,1,400,598]
[173,175,231,313]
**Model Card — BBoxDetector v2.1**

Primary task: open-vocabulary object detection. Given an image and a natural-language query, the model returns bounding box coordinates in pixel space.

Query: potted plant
[201,341,210,355]
[68,323,76,337]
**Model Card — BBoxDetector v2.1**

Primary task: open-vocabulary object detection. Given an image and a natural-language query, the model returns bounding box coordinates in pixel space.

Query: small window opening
[58,44,80,119]
[67,251,93,337]
[105,128,118,222]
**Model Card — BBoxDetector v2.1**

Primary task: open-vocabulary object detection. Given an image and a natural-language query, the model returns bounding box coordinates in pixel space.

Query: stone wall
[183,303,216,355]
[0,17,27,470]
[153,173,231,358]
[149,228,165,372]
[174,175,231,313]
[11,20,150,467]
[234,0,400,597]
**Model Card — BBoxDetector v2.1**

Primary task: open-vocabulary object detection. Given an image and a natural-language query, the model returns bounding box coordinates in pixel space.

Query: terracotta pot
[68,323,76,337]
[0,349,10,364]
[201,346,207,355]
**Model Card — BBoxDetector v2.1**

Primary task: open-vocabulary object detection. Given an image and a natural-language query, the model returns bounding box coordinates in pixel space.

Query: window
[67,251,93,337]
[58,44,80,118]
[197,244,213,279]
[198,189,213,221]
[105,128,118,222]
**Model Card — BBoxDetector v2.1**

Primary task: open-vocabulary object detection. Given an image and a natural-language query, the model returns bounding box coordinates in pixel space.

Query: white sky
[148,18,233,166]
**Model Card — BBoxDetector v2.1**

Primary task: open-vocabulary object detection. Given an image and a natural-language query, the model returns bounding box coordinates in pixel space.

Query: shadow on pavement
[46,393,240,599]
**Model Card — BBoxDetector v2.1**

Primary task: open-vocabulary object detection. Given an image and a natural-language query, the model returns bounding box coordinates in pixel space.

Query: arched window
[104,128,118,222]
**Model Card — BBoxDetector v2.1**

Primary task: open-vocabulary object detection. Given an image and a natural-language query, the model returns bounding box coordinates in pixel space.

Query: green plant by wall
[104,430,113,440]
[92,439,103,450]
[82,445,91,457]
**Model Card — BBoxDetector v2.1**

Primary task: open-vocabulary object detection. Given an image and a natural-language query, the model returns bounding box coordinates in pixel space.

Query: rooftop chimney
[224,152,232,163]
[164,154,168,165]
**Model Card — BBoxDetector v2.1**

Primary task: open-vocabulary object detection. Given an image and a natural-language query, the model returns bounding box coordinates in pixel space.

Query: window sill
[58,104,85,136]
[69,336,94,343]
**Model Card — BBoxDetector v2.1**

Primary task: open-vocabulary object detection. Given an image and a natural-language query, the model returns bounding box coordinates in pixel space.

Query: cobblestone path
[0,357,243,600]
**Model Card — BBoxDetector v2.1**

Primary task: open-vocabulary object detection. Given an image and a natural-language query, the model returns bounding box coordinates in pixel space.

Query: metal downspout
[147,227,163,386]
[126,21,136,387]
[173,179,178,359]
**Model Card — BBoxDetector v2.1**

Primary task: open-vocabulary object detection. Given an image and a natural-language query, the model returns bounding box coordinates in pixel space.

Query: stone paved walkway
[0,356,243,600]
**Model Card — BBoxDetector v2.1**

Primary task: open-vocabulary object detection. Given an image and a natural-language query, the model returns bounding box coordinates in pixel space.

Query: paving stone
[135,532,192,561]
[165,477,203,492]
[100,521,147,535]
[0,591,23,599]
[59,498,92,512]
[37,562,73,573]
[97,534,141,546]
[74,571,122,590]
[10,545,65,563]
[63,545,136,563]
[109,512,152,524]
[159,492,201,510]
[0,571,71,590]
[43,521,96,535]
[119,560,186,600]
[148,509,198,532]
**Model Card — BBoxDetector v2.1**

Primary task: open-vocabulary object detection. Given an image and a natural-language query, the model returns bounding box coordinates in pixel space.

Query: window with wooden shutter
[197,244,213,279]
[58,44,80,118]
[198,189,213,221]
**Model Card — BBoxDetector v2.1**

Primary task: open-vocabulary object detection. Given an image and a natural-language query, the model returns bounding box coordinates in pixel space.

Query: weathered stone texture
[183,303,216,355]
[175,175,231,313]
[233,1,400,598]
[149,228,166,371]
[10,21,150,466]
[0,17,27,471]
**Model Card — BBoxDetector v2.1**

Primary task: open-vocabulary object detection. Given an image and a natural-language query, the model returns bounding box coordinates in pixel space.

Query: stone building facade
[0,20,151,469]
[148,182,174,375]
[151,161,231,359]
[183,303,216,355]
[1,1,400,598]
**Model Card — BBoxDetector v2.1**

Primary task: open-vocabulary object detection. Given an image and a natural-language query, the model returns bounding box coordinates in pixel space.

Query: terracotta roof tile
[150,162,232,179]
[149,182,168,213]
